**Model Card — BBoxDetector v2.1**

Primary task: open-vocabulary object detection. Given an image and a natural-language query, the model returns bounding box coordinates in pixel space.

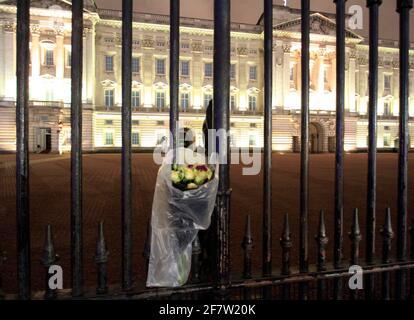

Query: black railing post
[396,0,412,300]
[365,0,382,300]
[299,0,310,301]
[95,221,109,295]
[71,0,84,298]
[410,219,414,299]
[170,0,180,153]
[349,208,362,300]
[242,215,253,279]
[0,250,6,299]
[333,0,346,300]
[214,0,231,298]
[315,210,328,300]
[262,0,273,278]
[191,234,201,283]
[381,208,393,300]
[16,0,31,300]
[242,215,253,299]
[40,225,59,300]
[121,0,133,293]
[280,213,292,299]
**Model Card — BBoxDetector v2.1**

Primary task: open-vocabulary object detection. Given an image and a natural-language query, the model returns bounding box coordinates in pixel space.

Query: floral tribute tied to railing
[146,150,218,287]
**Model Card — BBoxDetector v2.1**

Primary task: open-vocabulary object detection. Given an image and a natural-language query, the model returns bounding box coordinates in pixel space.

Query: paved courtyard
[1,152,414,294]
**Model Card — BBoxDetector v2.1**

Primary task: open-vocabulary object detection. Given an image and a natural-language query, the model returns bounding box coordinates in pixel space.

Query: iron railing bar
[121,0,133,292]
[71,0,84,298]
[396,0,413,300]
[170,0,179,153]
[262,0,273,278]
[333,0,346,300]
[124,261,414,299]
[365,0,382,300]
[299,0,310,300]
[16,0,31,300]
[214,0,231,295]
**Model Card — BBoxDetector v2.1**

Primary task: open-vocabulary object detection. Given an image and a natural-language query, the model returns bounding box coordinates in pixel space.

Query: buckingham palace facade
[0,1,414,153]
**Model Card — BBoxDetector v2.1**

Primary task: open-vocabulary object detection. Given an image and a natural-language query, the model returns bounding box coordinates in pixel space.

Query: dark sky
[94,0,414,42]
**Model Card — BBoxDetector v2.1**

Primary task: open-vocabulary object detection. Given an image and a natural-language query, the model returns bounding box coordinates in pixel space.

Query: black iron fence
[2,0,414,300]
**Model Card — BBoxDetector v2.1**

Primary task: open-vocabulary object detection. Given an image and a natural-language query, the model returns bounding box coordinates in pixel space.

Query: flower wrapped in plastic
[146,150,218,287]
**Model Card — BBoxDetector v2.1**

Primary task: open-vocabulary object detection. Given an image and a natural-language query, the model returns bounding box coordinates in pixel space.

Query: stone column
[55,27,64,80]
[273,41,283,108]
[282,43,291,108]
[84,25,95,105]
[142,37,155,108]
[3,22,15,100]
[348,49,356,112]
[409,66,414,116]
[319,50,326,95]
[191,42,203,109]
[0,25,5,98]
[392,60,400,116]
[237,47,248,111]
[30,25,41,78]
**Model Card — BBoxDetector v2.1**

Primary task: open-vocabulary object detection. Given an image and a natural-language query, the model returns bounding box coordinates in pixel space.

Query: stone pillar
[84,25,95,105]
[282,43,291,108]
[3,22,15,100]
[237,47,248,111]
[348,49,356,112]
[0,25,5,98]
[317,48,325,95]
[55,27,64,80]
[191,42,203,109]
[392,60,400,116]
[142,37,155,107]
[273,41,283,108]
[30,25,41,78]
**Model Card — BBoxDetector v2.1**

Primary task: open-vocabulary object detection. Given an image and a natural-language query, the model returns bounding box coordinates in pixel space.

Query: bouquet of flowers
[146,153,218,288]
[171,164,215,191]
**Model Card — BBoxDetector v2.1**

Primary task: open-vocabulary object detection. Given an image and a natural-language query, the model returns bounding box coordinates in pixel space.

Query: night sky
[94,0,414,42]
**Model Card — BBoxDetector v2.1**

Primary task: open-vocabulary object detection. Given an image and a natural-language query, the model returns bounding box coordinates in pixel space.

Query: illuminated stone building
[0,1,413,153]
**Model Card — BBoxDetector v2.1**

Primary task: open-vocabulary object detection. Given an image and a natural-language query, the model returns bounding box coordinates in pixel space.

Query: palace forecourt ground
[0,153,413,293]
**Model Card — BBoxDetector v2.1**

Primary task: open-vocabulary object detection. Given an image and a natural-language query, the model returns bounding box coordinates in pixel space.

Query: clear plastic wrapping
[146,163,219,287]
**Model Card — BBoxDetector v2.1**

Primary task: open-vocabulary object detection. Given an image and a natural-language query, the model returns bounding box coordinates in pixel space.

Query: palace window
[132,90,141,108]
[105,131,114,145]
[66,50,71,67]
[384,74,392,95]
[230,134,236,147]
[248,95,257,111]
[105,55,114,72]
[249,134,256,147]
[230,64,236,80]
[230,94,236,110]
[132,132,140,146]
[324,68,331,91]
[181,60,190,76]
[384,100,392,116]
[383,133,391,147]
[155,58,166,75]
[180,92,190,110]
[156,91,166,109]
[132,57,140,73]
[45,49,54,66]
[249,65,257,81]
[204,93,212,108]
[290,64,295,89]
[104,89,114,107]
[204,62,213,77]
